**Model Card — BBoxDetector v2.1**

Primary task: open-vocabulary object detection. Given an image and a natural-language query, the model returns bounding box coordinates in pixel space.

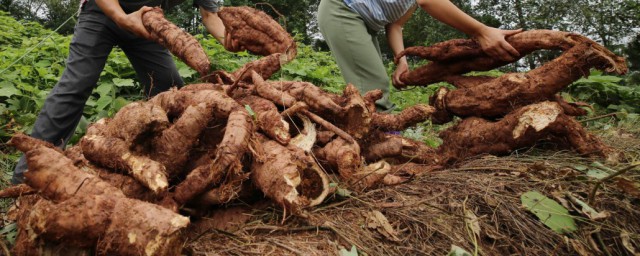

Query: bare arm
[386,5,417,87]
[200,7,225,43]
[95,0,153,39]
[200,7,243,51]
[416,0,521,61]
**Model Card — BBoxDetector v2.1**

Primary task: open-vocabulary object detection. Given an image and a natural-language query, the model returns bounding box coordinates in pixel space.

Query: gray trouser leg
[12,6,115,184]
[12,1,183,184]
[120,37,185,97]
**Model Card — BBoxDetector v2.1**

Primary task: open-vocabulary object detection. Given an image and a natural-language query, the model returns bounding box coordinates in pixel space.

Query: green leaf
[178,66,197,77]
[0,80,20,97]
[586,168,610,180]
[339,245,358,256]
[95,96,112,111]
[112,97,130,112]
[336,187,352,197]
[447,245,473,256]
[244,104,256,119]
[112,78,134,87]
[521,191,577,234]
[0,222,17,245]
[95,83,113,97]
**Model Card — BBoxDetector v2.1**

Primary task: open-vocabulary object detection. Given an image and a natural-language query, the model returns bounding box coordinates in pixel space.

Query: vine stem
[588,163,640,205]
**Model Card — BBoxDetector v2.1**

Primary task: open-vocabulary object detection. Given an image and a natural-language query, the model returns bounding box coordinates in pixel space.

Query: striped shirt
[343,0,416,32]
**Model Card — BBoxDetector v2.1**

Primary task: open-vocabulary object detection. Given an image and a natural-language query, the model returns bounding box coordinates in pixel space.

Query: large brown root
[267,79,344,116]
[173,110,254,205]
[251,137,329,214]
[429,42,625,121]
[21,195,189,255]
[80,135,169,194]
[363,132,440,165]
[218,6,296,58]
[231,53,288,83]
[64,145,158,202]
[251,70,297,107]
[106,102,169,144]
[333,84,372,139]
[239,95,291,145]
[152,103,213,176]
[142,7,210,77]
[437,101,614,164]
[10,135,189,255]
[0,184,35,198]
[9,134,124,201]
[151,88,242,118]
[314,137,362,181]
[371,104,435,132]
[398,30,628,87]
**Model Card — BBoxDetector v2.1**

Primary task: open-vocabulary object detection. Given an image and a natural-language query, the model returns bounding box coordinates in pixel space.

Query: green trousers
[318,0,395,111]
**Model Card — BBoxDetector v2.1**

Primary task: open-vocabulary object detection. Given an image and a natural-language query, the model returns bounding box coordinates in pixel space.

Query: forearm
[386,23,406,63]
[96,0,127,25]
[386,6,415,64]
[417,0,487,37]
[200,7,225,43]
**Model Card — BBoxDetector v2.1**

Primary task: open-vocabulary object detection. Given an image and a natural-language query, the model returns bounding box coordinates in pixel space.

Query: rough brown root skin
[21,195,189,255]
[301,109,355,144]
[9,138,124,201]
[350,160,391,191]
[314,137,362,180]
[434,43,623,119]
[179,83,221,91]
[437,101,614,164]
[151,88,242,119]
[268,80,344,116]
[218,6,296,57]
[85,118,110,137]
[398,30,627,87]
[173,110,253,205]
[363,133,440,165]
[253,76,297,107]
[553,94,589,116]
[142,7,210,77]
[232,53,287,82]
[371,104,435,131]
[335,84,372,139]
[152,103,213,176]
[8,133,60,154]
[195,172,250,206]
[251,137,329,213]
[106,102,169,144]
[80,135,168,194]
[363,90,383,113]
[395,39,483,63]
[0,184,35,198]
[239,95,291,145]
[64,145,158,202]
[443,75,497,89]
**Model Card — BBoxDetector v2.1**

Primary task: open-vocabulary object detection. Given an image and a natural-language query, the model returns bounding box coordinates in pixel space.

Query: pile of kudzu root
[0,6,629,255]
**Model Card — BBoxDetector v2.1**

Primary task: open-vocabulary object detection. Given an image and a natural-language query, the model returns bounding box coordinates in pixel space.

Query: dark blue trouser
[11,1,184,184]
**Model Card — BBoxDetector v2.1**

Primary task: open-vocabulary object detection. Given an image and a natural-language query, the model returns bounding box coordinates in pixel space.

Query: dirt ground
[184,127,640,256]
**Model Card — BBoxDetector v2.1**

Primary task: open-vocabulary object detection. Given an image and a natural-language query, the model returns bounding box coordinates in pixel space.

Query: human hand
[117,6,154,40]
[392,58,409,87]
[223,31,245,52]
[475,27,522,62]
